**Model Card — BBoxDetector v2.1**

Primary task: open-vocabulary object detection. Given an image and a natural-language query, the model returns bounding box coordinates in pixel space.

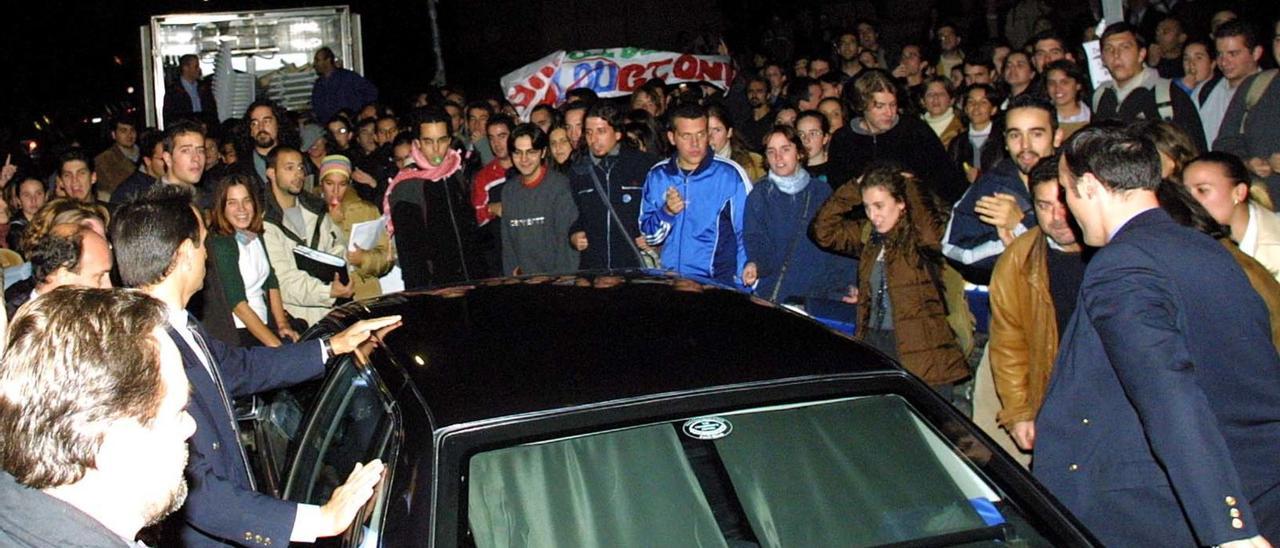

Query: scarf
[382,145,463,236]
[769,167,811,195]
[922,109,956,138]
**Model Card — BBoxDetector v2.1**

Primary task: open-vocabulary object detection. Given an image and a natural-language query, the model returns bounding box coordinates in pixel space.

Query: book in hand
[292,245,350,285]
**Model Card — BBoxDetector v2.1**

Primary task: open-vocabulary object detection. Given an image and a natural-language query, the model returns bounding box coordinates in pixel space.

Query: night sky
[0,0,742,154]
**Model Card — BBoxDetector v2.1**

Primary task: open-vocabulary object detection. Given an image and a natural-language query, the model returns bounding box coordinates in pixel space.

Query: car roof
[316,272,898,429]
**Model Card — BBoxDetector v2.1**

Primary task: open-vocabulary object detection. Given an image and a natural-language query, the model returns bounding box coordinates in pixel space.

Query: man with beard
[737,76,776,154]
[0,288,194,546]
[388,107,486,288]
[984,157,1087,467]
[245,100,287,196]
[944,95,1062,285]
[260,146,354,327]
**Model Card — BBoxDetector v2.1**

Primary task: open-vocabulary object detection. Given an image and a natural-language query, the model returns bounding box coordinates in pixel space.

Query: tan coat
[988,227,1060,427]
[92,145,137,195]
[334,192,392,300]
[811,177,969,385]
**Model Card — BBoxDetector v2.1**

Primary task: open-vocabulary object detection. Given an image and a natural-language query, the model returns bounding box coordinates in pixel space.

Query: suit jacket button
[244,532,253,540]
[255,534,264,543]
[1232,518,1245,529]
[1068,464,1079,471]
[1231,508,1242,518]
[212,442,220,450]
[1226,496,1238,506]
[1081,418,1090,425]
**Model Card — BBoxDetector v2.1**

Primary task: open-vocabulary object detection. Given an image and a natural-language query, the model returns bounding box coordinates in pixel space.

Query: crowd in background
[0,0,1278,545]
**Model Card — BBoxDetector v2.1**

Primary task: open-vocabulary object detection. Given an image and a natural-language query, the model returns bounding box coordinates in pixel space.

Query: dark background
[2,0,1276,158]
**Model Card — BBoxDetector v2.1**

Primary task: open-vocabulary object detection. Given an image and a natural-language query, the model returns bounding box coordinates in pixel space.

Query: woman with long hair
[812,162,970,395]
[207,174,297,347]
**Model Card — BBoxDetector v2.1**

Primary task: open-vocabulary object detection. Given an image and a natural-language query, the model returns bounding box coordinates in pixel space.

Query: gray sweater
[501,168,580,275]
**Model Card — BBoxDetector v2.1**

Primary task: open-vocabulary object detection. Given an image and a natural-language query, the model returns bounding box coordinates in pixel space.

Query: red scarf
[383,145,463,236]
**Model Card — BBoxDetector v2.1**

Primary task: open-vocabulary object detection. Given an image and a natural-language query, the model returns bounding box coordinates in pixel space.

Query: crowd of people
[0,2,1279,546]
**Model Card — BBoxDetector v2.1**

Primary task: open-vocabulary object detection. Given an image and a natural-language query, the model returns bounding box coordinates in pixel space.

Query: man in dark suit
[163,54,217,127]
[1037,125,1280,546]
[111,184,399,547]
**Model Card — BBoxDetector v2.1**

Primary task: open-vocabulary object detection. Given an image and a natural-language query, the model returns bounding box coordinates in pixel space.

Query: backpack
[1240,69,1278,135]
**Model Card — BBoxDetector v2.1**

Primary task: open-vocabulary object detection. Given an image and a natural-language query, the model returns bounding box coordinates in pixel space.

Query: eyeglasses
[333,127,350,135]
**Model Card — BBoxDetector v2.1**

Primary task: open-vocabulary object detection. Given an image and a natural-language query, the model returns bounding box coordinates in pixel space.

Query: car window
[286,356,395,509]
[463,394,1054,547]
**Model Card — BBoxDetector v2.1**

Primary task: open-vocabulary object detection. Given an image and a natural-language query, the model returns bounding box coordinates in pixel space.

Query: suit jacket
[1035,208,1280,546]
[169,317,325,547]
[163,78,217,125]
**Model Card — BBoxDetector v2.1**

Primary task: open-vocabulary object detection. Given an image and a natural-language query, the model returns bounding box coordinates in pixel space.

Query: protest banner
[501,48,736,120]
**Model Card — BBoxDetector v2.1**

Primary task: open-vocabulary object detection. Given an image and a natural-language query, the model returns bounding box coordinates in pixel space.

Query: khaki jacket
[988,227,1060,427]
[334,192,392,300]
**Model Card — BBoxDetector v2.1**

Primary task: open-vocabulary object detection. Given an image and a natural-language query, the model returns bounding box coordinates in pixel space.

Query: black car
[238,272,1097,547]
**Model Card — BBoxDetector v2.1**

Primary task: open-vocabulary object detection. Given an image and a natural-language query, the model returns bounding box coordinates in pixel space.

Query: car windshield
[464,394,1052,547]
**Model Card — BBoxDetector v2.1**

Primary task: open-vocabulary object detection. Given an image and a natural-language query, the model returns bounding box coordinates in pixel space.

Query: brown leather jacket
[988,227,1063,428]
[811,176,968,385]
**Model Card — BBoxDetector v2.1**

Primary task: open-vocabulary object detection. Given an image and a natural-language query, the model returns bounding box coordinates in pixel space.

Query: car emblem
[682,416,733,440]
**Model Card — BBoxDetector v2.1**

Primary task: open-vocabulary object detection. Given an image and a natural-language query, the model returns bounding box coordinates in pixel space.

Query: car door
[281,354,401,547]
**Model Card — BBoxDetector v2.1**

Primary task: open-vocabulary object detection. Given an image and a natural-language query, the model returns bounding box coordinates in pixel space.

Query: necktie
[187,317,258,490]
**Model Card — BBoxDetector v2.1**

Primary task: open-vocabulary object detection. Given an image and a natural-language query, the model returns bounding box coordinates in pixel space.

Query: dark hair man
[1212,22,1280,202]
[310,46,378,129]
[562,101,591,153]
[0,288,191,546]
[984,156,1085,467]
[1148,16,1188,79]
[387,107,487,289]
[944,94,1061,285]
[259,145,354,326]
[501,123,580,275]
[1030,30,1074,72]
[963,56,996,86]
[639,103,752,284]
[162,53,216,127]
[244,100,293,190]
[738,76,777,154]
[568,101,659,269]
[111,184,397,546]
[1093,22,1207,151]
[161,119,210,208]
[111,129,166,206]
[471,114,515,270]
[1002,51,1038,102]
[1201,20,1264,149]
[827,69,968,204]
[55,148,97,203]
[464,100,496,166]
[1036,124,1280,546]
[93,116,139,200]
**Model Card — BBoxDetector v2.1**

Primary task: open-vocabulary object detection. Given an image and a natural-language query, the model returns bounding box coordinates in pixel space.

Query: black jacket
[568,147,658,270]
[389,172,487,289]
[827,116,968,206]
[1094,71,1207,152]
